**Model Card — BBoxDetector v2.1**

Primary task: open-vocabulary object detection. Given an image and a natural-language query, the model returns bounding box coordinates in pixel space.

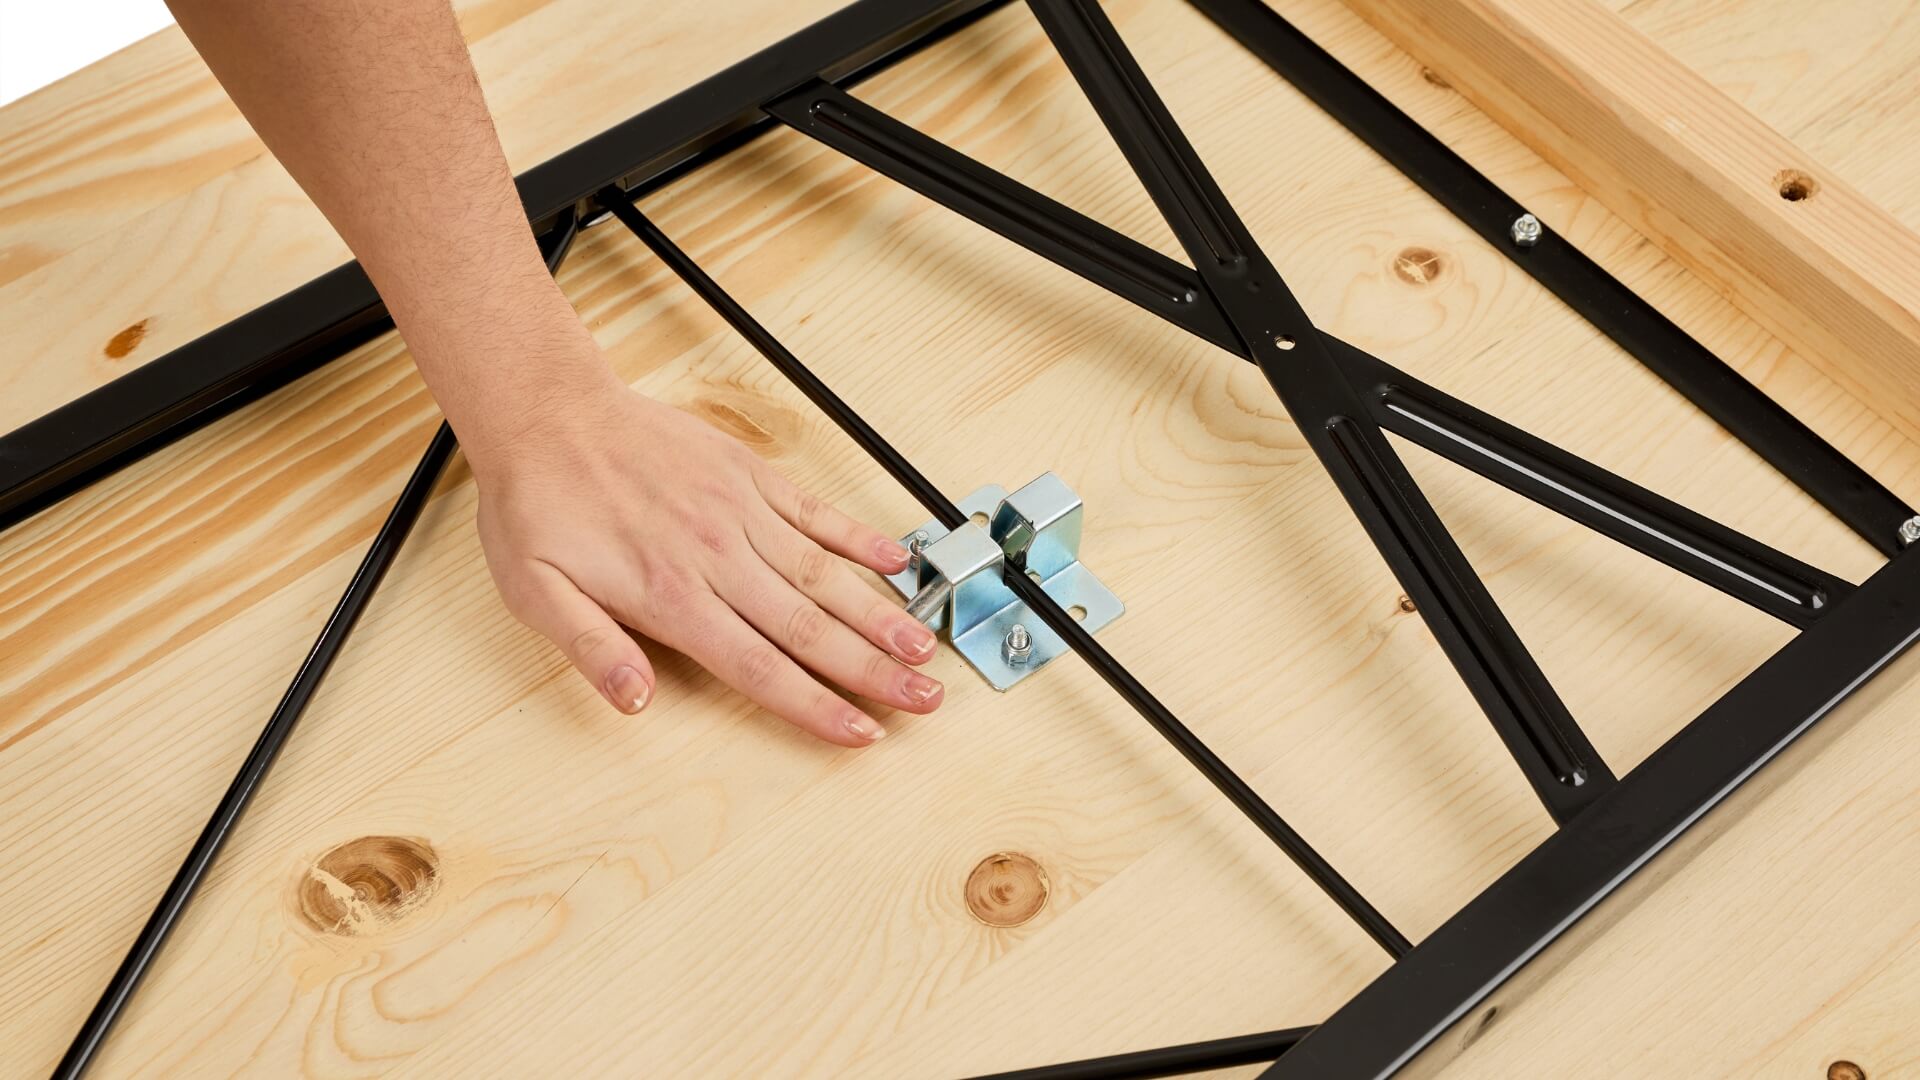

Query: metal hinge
[883,472,1123,690]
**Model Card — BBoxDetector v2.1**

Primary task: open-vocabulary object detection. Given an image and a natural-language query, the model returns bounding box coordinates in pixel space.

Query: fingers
[670,593,894,747]
[718,554,944,718]
[746,513,939,667]
[503,561,656,714]
[753,467,910,577]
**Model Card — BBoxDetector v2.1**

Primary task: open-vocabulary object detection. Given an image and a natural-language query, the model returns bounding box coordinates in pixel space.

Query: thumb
[509,561,657,714]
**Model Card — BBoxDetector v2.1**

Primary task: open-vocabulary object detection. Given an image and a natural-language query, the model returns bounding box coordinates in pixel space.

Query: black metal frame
[14,1,1917,1077]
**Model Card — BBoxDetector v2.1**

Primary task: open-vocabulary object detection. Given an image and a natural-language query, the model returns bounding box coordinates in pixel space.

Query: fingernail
[876,538,910,569]
[904,672,942,705]
[606,665,652,714]
[891,622,937,660]
[844,712,887,743]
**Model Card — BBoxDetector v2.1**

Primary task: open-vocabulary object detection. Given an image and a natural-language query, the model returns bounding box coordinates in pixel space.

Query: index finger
[753,467,910,578]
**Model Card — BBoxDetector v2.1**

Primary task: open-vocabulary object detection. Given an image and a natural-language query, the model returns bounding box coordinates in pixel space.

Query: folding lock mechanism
[883,473,1123,690]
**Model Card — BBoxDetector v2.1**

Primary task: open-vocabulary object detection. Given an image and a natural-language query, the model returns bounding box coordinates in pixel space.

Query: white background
[0,1,177,106]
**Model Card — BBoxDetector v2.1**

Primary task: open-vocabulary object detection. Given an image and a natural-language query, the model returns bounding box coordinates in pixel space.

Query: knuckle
[692,522,733,557]
[737,643,785,690]
[566,623,619,664]
[865,599,900,636]
[783,604,830,652]
[791,491,824,533]
[806,690,849,729]
[864,649,900,689]
[795,547,834,590]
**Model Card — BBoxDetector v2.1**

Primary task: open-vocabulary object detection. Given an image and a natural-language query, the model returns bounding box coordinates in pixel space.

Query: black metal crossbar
[593,188,1412,959]
[20,1,1920,1077]
[766,82,1852,630]
[49,215,579,1078]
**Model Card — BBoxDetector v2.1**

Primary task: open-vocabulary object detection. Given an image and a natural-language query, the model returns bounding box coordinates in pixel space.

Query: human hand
[467,375,944,746]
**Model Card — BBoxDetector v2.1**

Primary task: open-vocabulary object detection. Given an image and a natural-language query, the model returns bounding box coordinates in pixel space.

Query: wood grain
[0,0,559,293]
[2,0,1918,1076]
[0,0,851,433]
[1343,0,1920,445]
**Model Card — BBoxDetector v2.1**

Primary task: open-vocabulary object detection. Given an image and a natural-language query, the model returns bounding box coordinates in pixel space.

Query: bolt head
[1900,516,1920,547]
[1510,212,1543,247]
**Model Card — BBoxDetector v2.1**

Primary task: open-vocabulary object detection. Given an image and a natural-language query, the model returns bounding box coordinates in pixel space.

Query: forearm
[171,0,942,738]
[165,0,610,467]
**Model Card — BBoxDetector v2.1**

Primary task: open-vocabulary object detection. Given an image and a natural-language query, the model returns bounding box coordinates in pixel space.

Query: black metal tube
[0,0,1010,537]
[593,187,1411,958]
[969,1026,1314,1080]
[52,214,579,1079]
[771,85,1854,628]
[765,81,1218,338]
[1340,343,1853,627]
[1182,0,1914,556]
[1026,0,1611,823]
[53,424,458,1079]
[1264,548,1920,1079]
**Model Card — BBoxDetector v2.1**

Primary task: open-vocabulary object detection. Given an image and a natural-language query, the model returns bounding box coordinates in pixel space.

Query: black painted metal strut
[21,0,1920,1076]
[767,84,1849,629]
[51,215,580,1079]
[0,0,1011,537]
[1182,0,1914,556]
[1027,0,1611,822]
[593,186,1412,960]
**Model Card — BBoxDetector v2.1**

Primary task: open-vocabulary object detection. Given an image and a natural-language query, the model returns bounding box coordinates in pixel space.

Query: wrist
[456,362,627,481]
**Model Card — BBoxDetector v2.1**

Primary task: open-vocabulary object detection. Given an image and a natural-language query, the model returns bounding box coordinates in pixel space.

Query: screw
[1510,212,1543,247]
[1900,517,1920,547]
[1004,623,1034,665]
[907,529,931,572]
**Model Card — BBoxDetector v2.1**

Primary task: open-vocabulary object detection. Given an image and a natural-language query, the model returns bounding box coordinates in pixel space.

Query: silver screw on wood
[1004,623,1034,665]
[1900,516,1920,547]
[1510,212,1543,247]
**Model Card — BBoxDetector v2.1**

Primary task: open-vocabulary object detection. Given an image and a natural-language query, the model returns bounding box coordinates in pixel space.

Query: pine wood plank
[1342,0,1920,447]
[1,0,1918,1076]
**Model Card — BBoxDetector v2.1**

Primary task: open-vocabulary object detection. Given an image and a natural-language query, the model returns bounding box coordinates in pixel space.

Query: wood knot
[104,318,151,359]
[1829,1062,1866,1080]
[689,392,798,450]
[296,836,439,936]
[1392,247,1445,286]
[964,852,1049,927]
[1420,66,1451,90]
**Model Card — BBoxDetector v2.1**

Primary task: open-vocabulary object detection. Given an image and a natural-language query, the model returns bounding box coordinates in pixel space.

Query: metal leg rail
[23,1,1920,1075]
[593,187,1412,960]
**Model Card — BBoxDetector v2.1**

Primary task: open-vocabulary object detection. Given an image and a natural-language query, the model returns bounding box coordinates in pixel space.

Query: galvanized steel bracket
[884,472,1123,691]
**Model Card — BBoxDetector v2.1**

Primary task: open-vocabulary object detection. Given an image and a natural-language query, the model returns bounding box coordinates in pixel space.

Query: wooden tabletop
[3,0,1918,1076]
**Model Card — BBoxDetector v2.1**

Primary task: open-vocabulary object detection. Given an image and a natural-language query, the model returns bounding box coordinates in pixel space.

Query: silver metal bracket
[884,473,1124,690]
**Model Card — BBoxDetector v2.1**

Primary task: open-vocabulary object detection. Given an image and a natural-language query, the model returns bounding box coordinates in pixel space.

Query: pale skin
[164,0,944,745]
